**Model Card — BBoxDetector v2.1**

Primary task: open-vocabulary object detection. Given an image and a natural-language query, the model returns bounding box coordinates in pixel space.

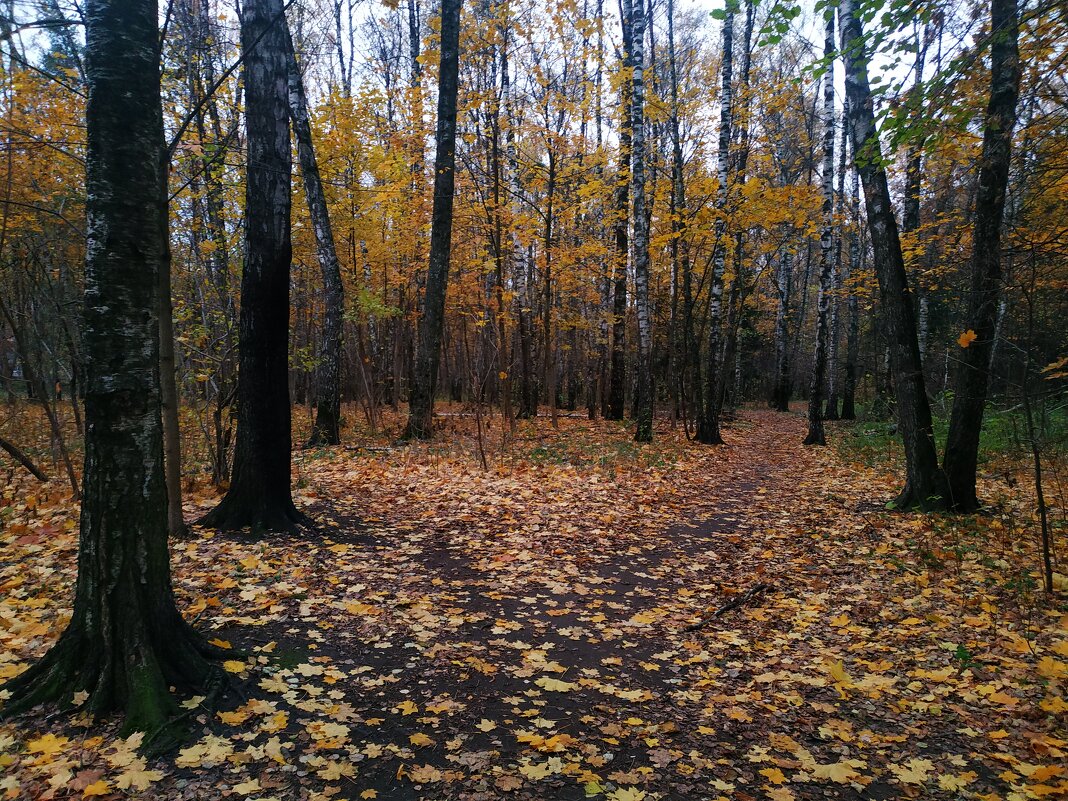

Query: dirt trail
[236,410,860,801]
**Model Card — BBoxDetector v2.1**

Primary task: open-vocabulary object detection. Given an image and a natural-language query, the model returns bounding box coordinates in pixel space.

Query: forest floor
[1,406,1066,801]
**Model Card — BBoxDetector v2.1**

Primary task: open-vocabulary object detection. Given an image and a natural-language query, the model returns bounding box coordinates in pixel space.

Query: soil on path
[3,409,1064,801]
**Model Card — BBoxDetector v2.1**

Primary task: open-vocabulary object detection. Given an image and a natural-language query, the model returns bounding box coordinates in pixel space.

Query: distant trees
[0,0,1061,519]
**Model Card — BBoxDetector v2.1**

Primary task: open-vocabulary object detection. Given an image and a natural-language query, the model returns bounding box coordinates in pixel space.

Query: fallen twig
[0,434,49,481]
[685,583,772,631]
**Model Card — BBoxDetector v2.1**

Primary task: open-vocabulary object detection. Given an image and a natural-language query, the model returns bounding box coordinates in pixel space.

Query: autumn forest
[0,0,1066,796]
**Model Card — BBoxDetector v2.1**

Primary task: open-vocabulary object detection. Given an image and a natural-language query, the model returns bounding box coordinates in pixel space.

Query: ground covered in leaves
[1,408,1066,800]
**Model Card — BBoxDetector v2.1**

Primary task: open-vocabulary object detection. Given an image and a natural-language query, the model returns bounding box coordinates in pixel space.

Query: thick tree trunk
[695,3,734,445]
[199,0,308,532]
[1,0,224,742]
[804,14,836,446]
[286,24,345,447]
[839,0,948,509]
[405,0,462,438]
[629,0,653,442]
[943,0,1020,510]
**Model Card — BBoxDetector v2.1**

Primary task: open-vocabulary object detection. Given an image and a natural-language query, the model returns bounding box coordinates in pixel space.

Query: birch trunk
[630,0,653,441]
[286,24,345,447]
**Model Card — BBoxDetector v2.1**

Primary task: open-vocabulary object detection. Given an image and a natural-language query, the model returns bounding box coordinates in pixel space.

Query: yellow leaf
[360,792,378,799]
[115,767,164,791]
[223,660,246,674]
[811,760,862,784]
[409,732,434,746]
[476,719,497,732]
[208,638,232,649]
[396,700,418,715]
[233,778,261,794]
[27,733,69,757]
[760,767,787,784]
[958,330,977,348]
[535,677,577,692]
[82,781,111,797]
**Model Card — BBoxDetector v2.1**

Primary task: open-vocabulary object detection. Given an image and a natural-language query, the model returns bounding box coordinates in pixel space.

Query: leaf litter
[0,409,1065,800]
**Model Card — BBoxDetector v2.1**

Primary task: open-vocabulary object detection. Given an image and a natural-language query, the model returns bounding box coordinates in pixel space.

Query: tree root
[0,614,233,754]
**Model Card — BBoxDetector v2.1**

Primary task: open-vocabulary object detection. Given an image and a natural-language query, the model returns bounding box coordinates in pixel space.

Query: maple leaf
[409,732,434,746]
[396,699,419,715]
[534,677,576,692]
[476,719,497,732]
[495,774,523,791]
[27,733,69,757]
[115,766,164,791]
[607,788,646,801]
[890,758,934,785]
[233,778,262,794]
[82,780,111,797]
[810,759,863,784]
[957,329,977,348]
[407,764,443,783]
[760,767,788,784]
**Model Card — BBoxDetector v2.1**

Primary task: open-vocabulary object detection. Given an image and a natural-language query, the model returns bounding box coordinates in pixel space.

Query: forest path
[205,409,909,801]
[7,408,1062,800]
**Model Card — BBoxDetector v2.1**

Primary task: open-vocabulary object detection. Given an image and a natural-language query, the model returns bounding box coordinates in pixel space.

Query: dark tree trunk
[286,24,345,447]
[199,0,308,532]
[607,2,632,422]
[695,2,734,445]
[942,0,1020,510]
[839,0,948,509]
[405,0,462,439]
[1,0,224,742]
[804,12,836,446]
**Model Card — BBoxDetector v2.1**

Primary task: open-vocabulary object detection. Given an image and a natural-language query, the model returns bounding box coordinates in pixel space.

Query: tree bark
[629,0,653,442]
[198,0,308,532]
[840,126,861,421]
[803,13,836,446]
[606,0,633,422]
[286,23,345,447]
[695,1,734,445]
[405,0,462,438]
[770,248,793,411]
[942,0,1020,510]
[1,0,224,742]
[839,0,948,509]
